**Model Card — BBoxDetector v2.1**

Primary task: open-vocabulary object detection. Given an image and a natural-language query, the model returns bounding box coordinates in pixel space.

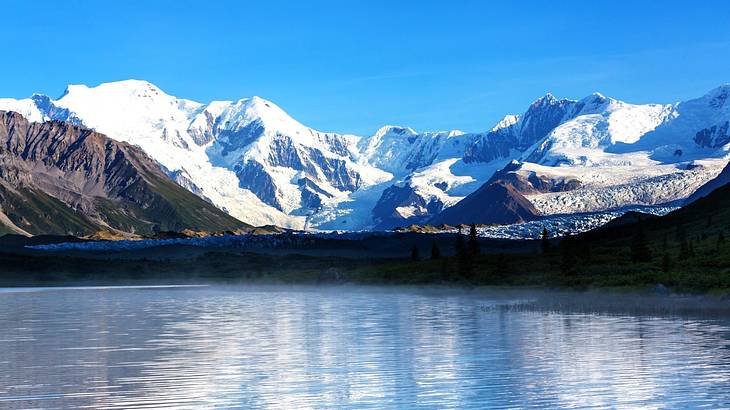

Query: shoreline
[1,281,729,316]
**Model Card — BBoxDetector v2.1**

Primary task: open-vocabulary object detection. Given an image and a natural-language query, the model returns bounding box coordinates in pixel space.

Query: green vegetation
[2,176,730,293]
[0,221,16,235]
[0,186,99,236]
[0,171,247,237]
[0,227,728,292]
[430,240,441,260]
[92,172,247,235]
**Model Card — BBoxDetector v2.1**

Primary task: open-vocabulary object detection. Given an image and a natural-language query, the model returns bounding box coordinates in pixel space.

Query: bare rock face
[694,121,730,148]
[429,182,540,226]
[371,184,445,230]
[0,111,246,236]
[463,94,576,164]
[236,160,282,210]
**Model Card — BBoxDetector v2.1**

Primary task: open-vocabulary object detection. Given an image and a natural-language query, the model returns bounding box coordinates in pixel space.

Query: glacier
[0,80,729,232]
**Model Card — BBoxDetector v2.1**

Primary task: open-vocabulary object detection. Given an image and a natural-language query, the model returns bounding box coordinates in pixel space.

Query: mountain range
[0,80,729,234]
[0,111,245,236]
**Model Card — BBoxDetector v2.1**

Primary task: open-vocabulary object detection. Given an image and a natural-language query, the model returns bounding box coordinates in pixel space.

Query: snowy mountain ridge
[0,80,728,230]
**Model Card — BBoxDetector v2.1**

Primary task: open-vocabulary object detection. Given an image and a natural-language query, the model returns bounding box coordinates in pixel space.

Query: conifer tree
[440,259,450,282]
[560,234,577,274]
[541,227,551,254]
[678,226,690,259]
[661,253,671,273]
[431,240,441,260]
[454,226,472,278]
[718,231,726,249]
[468,223,480,257]
[577,240,591,263]
[495,253,508,278]
[631,228,652,263]
[411,245,420,261]
[674,225,679,241]
[454,226,465,256]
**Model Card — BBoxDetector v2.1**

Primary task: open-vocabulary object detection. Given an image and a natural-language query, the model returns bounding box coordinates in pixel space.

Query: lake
[1,285,729,408]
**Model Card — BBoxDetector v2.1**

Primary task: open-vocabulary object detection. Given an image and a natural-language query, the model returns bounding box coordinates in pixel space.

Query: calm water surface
[1,285,729,409]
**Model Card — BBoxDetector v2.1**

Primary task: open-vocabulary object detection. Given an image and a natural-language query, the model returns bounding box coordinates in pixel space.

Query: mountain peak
[491,114,520,132]
[572,92,616,115]
[373,125,418,138]
[528,93,577,113]
[243,96,291,119]
[701,84,730,109]
[590,91,606,99]
[217,95,304,134]
[532,92,557,106]
[705,83,730,95]
[59,80,169,101]
[59,84,87,99]
[240,95,275,110]
[579,92,609,104]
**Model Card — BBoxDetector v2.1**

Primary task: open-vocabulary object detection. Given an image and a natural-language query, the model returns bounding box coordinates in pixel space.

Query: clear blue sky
[3,0,729,135]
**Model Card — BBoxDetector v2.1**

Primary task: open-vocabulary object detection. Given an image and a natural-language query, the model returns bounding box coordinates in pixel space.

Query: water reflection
[0,286,729,408]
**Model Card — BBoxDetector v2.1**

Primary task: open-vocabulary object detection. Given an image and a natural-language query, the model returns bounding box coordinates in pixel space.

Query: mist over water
[1,285,729,408]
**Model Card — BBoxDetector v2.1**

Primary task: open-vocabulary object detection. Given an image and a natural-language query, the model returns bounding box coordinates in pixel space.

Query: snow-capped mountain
[1,80,728,231]
[425,86,730,226]
[0,80,390,229]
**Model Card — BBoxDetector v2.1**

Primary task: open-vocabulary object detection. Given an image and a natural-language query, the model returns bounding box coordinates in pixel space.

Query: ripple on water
[0,286,729,408]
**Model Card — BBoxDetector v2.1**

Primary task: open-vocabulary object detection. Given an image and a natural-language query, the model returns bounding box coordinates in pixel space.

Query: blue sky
[3,0,729,135]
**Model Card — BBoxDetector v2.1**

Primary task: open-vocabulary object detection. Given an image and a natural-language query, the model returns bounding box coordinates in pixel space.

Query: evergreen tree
[459,249,473,279]
[541,227,551,254]
[689,240,696,258]
[411,245,420,261]
[454,226,473,279]
[495,253,508,279]
[454,226,465,256]
[707,215,713,228]
[630,228,652,263]
[661,253,671,273]
[662,234,668,251]
[468,223,480,257]
[560,235,577,274]
[675,224,684,241]
[678,226,690,259]
[431,240,441,260]
[440,259,450,282]
[718,231,726,250]
[577,240,591,263]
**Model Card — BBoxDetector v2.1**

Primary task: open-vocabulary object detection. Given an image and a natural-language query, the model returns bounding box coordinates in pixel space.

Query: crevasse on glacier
[0,80,728,230]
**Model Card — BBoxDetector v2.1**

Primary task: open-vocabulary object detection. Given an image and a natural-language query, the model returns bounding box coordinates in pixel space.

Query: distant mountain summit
[1,80,390,229]
[1,80,728,231]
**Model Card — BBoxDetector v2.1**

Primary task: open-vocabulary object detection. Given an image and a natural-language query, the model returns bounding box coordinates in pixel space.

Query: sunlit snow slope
[1,80,729,230]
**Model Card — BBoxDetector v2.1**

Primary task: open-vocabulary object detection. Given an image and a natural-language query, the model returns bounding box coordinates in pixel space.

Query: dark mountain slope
[0,111,247,235]
[429,162,541,225]
[579,170,730,249]
[685,161,730,205]
[430,182,539,226]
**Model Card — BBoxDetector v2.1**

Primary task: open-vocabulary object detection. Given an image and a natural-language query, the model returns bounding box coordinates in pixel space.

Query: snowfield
[476,204,679,240]
[524,158,727,215]
[1,80,729,231]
